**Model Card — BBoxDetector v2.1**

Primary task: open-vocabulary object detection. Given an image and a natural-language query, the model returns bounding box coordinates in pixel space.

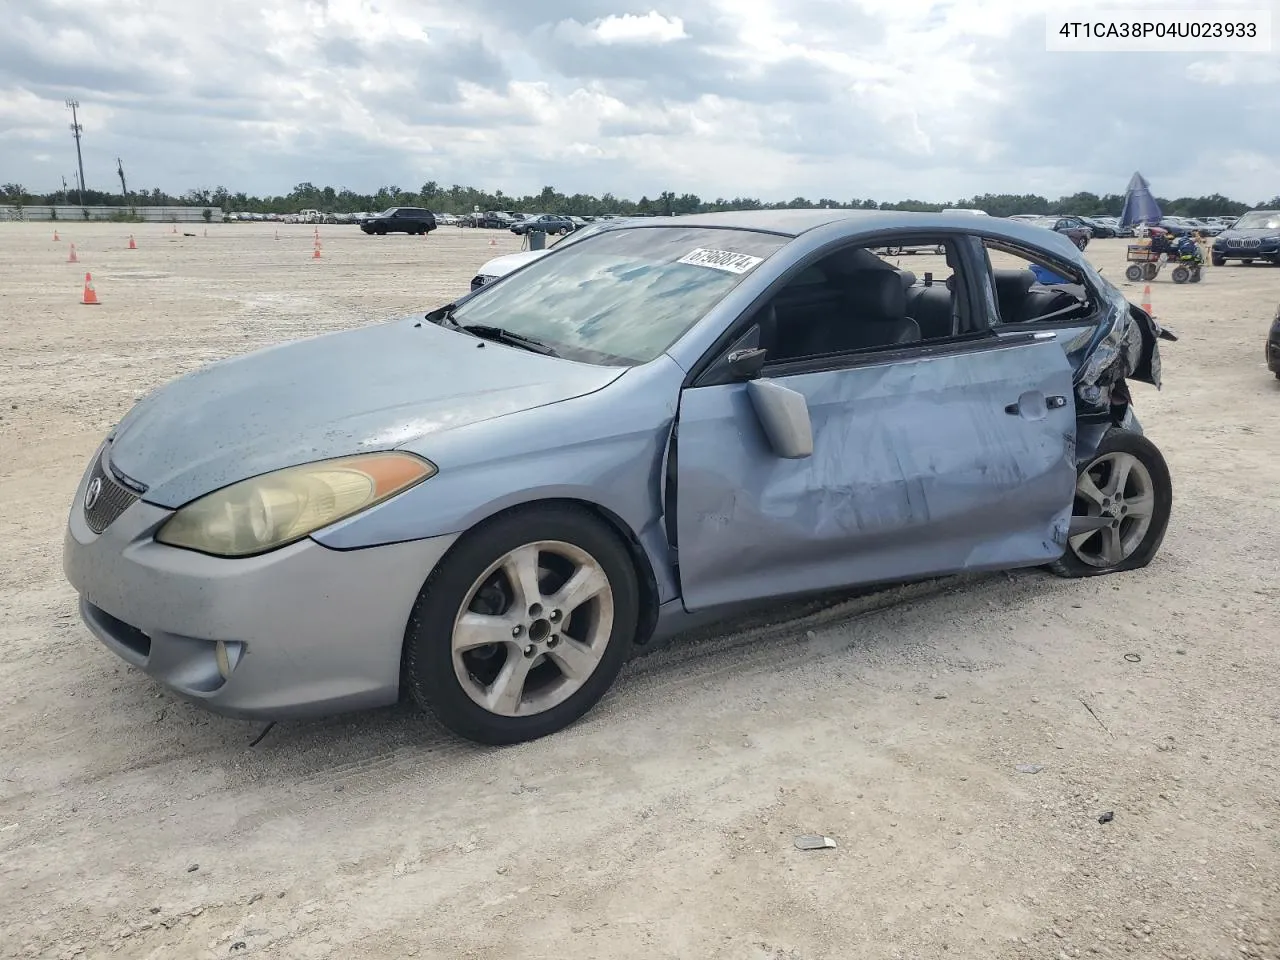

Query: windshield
[380,207,399,215]
[1030,218,1058,227]
[450,225,788,365]
[1232,211,1280,230]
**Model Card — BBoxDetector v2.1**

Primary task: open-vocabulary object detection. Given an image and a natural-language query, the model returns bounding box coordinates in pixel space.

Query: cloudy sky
[2,0,1277,203]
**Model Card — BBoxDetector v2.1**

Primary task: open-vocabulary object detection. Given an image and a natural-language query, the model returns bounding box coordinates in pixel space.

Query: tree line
[3,180,1277,219]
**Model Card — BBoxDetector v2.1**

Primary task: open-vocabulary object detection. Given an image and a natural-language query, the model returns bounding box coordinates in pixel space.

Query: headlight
[1263,236,1280,244]
[156,452,436,557]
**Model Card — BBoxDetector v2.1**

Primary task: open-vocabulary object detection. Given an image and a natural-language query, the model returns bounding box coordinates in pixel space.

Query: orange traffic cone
[53,229,60,242]
[1141,284,1152,315]
[312,238,322,259]
[81,272,99,305]
[171,224,178,234]
[127,235,137,250]
[488,237,496,247]
[67,243,78,263]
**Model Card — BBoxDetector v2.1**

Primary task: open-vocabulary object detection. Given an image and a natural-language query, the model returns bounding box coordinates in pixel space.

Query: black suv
[360,207,437,236]
[510,214,576,236]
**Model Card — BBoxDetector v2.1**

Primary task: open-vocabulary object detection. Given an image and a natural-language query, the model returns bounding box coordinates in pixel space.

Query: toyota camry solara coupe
[64,210,1177,744]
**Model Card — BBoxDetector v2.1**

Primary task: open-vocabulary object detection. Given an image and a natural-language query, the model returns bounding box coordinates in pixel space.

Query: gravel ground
[0,223,1277,960]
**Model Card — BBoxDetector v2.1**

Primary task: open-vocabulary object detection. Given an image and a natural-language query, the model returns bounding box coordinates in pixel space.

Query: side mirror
[727,347,767,380]
[746,379,813,459]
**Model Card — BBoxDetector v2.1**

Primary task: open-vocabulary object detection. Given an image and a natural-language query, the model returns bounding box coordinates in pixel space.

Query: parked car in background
[359,207,437,236]
[1210,209,1280,266]
[511,214,577,236]
[63,208,1175,745]
[474,211,515,229]
[1027,216,1091,249]
[1080,217,1117,239]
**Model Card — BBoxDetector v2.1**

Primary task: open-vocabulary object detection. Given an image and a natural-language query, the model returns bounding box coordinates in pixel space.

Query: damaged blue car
[63,210,1177,745]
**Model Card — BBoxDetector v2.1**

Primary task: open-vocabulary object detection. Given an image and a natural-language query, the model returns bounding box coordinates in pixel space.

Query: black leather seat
[992,268,1035,324]
[790,271,921,356]
[904,285,953,339]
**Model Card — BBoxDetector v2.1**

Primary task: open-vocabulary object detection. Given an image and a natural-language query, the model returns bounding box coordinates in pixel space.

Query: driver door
[672,333,1078,612]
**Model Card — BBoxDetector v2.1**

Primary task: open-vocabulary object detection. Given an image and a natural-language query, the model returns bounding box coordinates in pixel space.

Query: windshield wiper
[459,323,559,356]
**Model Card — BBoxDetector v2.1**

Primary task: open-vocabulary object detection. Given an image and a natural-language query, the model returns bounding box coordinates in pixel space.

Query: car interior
[751,241,988,363]
[981,240,1094,326]
[740,236,1098,368]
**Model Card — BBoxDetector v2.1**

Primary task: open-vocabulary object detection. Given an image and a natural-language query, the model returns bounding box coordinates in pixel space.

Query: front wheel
[1211,254,1225,266]
[1171,265,1190,284]
[1124,264,1144,282]
[402,505,639,744]
[1048,429,1172,578]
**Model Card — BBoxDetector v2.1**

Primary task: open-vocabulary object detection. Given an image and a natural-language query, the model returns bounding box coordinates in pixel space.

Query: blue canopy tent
[1119,171,1162,229]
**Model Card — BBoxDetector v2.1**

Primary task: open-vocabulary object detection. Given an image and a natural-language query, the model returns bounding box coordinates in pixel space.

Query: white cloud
[552,11,688,46]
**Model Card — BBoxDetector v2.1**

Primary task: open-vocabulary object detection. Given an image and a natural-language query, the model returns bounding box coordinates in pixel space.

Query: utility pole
[61,175,68,204]
[65,99,86,207]
[116,157,128,200]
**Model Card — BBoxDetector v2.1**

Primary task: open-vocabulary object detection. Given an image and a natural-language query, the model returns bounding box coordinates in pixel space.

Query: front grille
[1228,237,1262,248]
[83,449,140,534]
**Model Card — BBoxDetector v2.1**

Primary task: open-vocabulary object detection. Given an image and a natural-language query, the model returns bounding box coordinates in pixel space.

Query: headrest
[898,270,917,290]
[844,270,906,319]
[992,268,1035,299]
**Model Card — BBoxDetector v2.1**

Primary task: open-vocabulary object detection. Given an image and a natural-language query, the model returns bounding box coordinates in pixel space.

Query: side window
[982,239,1093,327]
[759,237,974,365]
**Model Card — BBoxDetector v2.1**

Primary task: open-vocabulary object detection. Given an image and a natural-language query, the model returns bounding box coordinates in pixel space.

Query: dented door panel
[674,338,1078,612]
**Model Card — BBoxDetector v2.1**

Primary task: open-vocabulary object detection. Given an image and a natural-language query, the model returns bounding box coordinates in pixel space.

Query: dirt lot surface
[1,223,1278,960]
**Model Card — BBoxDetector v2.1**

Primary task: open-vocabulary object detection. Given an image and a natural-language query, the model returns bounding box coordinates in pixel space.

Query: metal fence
[0,205,216,223]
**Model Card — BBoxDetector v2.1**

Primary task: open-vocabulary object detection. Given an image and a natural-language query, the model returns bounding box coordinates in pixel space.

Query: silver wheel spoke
[547,636,602,682]
[1069,530,1099,552]
[501,545,544,611]
[549,564,608,617]
[1123,493,1155,519]
[1077,472,1107,508]
[453,612,521,653]
[484,650,536,716]
[1099,526,1125,564]
[1105,453,1135,498]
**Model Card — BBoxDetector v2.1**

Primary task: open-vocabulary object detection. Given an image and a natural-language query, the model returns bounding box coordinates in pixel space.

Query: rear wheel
[1048,429,1172,578]
[403,505,639,744]
[1243,258,1255,265]
[1211,254,1225,266]
[1124,264,1144,282]
[1142,262,1159,281]
[1171,265,1190,284]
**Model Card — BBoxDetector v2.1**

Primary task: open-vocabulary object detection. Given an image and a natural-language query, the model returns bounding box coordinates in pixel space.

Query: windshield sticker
[676,247,765,275]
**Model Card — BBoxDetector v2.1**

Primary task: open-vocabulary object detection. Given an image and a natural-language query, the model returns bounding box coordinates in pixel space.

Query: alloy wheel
[1067,452,1156,568]
[451,540,615,717]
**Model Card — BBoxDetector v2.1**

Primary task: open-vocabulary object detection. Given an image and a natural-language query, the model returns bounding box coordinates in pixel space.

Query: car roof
[624,208,1078,247]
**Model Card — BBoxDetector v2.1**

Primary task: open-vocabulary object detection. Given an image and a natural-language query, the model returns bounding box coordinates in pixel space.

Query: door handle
[1005,393,1067,416]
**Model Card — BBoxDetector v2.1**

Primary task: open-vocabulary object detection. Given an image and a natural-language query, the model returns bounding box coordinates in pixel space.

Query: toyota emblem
[84,476,103,512]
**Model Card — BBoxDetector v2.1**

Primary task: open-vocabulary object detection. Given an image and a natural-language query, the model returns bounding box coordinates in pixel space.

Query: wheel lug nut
[523,645,536,658]
[550,609,561,622]
[511,625,522,637]
[548,635,559,647]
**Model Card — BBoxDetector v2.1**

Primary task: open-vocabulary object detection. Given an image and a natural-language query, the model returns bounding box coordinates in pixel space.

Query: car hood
[477,250,549,278]
[108,318,625,509]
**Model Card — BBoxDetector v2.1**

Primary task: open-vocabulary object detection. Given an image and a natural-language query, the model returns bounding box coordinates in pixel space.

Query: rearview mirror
[746,379,813,459]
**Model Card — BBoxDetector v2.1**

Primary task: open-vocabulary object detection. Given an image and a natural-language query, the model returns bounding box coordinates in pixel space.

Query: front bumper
[1213,239,1280,260]
[63,448,458,720]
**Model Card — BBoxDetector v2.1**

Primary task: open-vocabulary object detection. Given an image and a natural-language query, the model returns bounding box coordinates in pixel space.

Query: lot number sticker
[677,247,765,274]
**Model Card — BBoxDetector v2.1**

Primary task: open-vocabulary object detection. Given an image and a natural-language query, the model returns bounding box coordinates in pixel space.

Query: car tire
[1242,259,1254,265]
[1211,254,1225,267]
[402,504,640,745]
[1074,236,1088,250]
[1047,429,1172,579]
[1124,264,1144,282]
